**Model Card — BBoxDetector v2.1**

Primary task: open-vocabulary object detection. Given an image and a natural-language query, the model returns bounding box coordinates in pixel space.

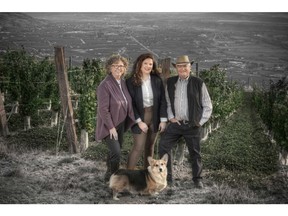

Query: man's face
[176,63,191,79]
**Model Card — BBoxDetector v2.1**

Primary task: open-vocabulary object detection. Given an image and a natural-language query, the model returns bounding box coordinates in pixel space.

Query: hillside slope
[0,12,46,31]
[0,93,287,204]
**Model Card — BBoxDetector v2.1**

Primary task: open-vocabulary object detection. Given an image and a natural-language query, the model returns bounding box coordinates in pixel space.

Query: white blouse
[141,75,153,108]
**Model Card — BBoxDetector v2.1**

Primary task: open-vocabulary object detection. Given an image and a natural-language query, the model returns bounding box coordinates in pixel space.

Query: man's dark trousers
[158,122,202,182]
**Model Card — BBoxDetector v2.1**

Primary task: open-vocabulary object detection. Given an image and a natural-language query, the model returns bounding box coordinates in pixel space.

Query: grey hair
[105,54,129,75]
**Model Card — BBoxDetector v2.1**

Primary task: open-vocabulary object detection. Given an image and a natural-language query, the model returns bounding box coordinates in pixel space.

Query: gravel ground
[0,139,287,216]
[0,148,215,204]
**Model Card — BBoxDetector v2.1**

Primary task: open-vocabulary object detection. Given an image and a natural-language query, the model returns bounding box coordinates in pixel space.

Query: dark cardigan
[126,74,167,134]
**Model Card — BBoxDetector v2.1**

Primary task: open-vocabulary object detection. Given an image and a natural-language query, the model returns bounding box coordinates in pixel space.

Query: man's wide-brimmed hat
[172,55,194,67]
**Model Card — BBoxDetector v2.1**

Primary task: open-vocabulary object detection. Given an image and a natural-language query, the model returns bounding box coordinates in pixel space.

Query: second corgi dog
[109,154,168,200]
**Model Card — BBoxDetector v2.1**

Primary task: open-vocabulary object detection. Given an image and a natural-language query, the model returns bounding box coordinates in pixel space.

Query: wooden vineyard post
[158,58,171,86]
[54,46,79,153]
[195,62,199,77]
[0,90,9,137]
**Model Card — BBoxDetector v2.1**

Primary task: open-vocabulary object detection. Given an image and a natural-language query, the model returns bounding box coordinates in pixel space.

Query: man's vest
[167,75,203,127]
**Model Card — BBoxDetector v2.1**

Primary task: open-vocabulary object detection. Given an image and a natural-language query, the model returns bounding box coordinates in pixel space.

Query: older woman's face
[110,60,126,80]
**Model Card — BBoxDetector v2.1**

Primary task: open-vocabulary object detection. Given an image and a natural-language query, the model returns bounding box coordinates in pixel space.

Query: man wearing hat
[158,55,212,188]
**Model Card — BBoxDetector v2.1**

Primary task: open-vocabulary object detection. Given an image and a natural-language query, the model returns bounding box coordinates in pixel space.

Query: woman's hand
[109,127,118,140]
[138,121,148,133]
[158,122,167,133]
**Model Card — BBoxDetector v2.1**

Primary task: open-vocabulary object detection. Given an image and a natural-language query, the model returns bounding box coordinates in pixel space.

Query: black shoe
[166,187,174,196]
[194,180,203,189]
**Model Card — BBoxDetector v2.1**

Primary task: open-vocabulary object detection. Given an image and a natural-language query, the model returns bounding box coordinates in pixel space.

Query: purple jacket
[95,74,135,142]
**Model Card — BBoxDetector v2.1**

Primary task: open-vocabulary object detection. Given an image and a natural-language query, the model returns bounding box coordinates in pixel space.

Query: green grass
[5,126,68,152]
[202,92,279,175]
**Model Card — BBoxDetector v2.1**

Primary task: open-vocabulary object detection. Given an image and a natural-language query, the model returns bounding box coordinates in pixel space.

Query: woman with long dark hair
[126,53,167,169]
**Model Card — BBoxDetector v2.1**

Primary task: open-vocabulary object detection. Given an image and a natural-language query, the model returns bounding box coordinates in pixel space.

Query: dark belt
[178,120,196,127]
[178,120,201,128]
[178,120,191,125]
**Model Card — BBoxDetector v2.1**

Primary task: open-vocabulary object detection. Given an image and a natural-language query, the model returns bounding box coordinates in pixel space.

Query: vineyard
[0,48,245,146]
[252,77,288,156]
[0,47,106,152]
[0,48,287,204]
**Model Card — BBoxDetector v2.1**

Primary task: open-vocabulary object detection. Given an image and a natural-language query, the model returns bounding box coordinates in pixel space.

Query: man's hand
[169,118,181,125]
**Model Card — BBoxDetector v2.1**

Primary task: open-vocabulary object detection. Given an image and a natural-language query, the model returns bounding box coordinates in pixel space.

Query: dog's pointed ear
[147,156,153,165]
[161,154,168,163]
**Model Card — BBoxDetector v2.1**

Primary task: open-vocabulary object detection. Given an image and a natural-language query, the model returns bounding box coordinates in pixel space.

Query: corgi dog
[109,154,168,200]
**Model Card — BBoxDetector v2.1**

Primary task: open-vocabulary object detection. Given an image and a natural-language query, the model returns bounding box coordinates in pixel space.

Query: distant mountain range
[0,13,47,31]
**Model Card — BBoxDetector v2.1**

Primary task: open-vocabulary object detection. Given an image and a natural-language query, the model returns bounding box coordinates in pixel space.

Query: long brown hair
[130,53,160,86]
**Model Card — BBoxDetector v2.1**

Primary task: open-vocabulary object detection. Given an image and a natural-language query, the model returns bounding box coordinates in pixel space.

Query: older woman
[95,55,135,182]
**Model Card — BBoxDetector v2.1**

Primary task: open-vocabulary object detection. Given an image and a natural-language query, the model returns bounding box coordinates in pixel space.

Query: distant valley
[0,12,288,86]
